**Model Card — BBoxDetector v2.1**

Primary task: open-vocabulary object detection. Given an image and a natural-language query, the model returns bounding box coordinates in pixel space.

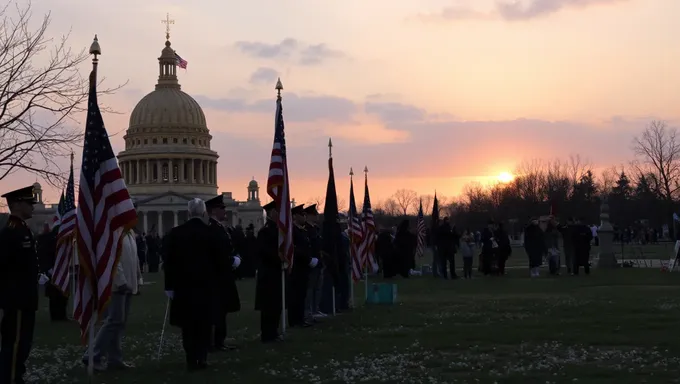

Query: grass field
[21,251,680,384]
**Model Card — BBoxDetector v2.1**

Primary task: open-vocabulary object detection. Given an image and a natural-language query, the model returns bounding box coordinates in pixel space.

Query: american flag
[74,70,137,342]
[266,90,294,270]
[51,191,65,230]
[415,199,426,258]
[52,165,76,296]
[359,171,378,273]
[175,53,188,69]
[348,174,364,282]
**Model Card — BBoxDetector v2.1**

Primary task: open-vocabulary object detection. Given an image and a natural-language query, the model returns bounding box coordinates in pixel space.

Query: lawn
[23,258,680,383]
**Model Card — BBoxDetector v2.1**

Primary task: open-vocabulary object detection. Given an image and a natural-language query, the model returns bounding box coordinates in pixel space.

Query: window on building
[183,138,187,144]
[173,138,178,143]
[144,139,148,144]
[173,165,178,182]
[153,138,158,144]
[163,138,168,144]
[162,164,169,182]
[191,139,196,145]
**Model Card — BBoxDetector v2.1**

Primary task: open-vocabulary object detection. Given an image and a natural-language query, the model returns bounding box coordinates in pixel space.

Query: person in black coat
[524,218,545,277]
[255,202,285,343]
[393,220,416,278]
[0,186,47,384]
[37,223,68,321]
[164,198,222,372]
[205,195,241,351]
[572,217,593,275]
[437,218,459,279]
[494,223,512,276]
[376,228,396,278]
[480,221,496,276]
[288,205,318,327]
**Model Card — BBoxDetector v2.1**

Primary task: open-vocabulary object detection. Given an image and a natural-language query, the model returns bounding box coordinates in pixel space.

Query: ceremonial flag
[52,160,76,296]
[415,199,426,258]
[74,69,137,342]
[321,142,341,285]
[348,172,363,282]
[266,86,294,269]
[51,191,65,229]
[359,170,378,273]
[175,52,188,69]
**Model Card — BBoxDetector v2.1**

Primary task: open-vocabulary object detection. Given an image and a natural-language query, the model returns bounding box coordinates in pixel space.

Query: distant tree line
[310,121,680,237]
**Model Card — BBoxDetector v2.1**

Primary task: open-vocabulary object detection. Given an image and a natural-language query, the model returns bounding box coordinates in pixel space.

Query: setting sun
[498,172,514,183]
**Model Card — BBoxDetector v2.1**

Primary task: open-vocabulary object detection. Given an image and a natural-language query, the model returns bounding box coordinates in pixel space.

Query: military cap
[262,201,276,212]
[205,194,225,209]
[291,204,305,215]
[2,185,37,204]
[304,204,318,215]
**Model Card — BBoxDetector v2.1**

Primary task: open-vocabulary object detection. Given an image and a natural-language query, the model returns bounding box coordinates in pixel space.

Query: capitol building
[116,35,263,234]
[12,35,264,235]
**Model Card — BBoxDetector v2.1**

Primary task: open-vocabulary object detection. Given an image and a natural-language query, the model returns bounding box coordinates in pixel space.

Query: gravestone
[597,195,618,268]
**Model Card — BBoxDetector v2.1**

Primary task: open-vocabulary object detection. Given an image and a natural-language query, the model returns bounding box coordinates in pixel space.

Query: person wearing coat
[393,220,416,278]
[164,198,222,371]
[572,217,593,275]
[205,194,241,351]
[255,201,285,343]
[524,218,546,277]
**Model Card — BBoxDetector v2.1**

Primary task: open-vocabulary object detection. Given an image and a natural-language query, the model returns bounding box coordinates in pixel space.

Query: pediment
[136,191,192,206]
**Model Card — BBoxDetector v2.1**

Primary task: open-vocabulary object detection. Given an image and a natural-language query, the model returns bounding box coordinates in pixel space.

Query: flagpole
[85,34,101,382]
[276,79,287,337]
[363,166,370,303]
[348,168,356,308]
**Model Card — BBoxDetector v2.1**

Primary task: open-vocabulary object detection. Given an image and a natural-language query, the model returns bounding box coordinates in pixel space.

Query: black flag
[322,154,341,286]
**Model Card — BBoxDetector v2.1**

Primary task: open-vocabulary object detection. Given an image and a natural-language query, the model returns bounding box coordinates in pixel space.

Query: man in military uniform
[303,205,325,322]
[255,202,284,343]
[205,195,241,351]
[0,186,48,384]
[288,205,318,328]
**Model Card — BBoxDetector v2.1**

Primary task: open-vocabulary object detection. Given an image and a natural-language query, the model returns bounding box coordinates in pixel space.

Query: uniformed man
[205,195,241,351]
[0,186,48,384]
[288,204,318,328]
[303,205,325,322]
[255,201,284,343]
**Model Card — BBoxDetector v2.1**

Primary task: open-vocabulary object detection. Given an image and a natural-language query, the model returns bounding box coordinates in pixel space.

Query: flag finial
[276,78,283,98]
[70,151,74,166]
[328,138,333,158]
[349,167,354,177]
[364,166,368,174]
[161,13,175,41]
[89,34,100,63]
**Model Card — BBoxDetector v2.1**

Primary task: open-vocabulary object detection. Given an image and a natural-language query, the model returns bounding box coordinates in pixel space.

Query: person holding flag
[255,201,285,343]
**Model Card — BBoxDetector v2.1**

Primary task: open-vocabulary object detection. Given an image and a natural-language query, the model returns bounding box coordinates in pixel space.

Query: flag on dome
[175,52,188,69]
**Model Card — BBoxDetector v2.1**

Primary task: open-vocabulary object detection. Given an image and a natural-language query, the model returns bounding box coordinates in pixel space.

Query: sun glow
[497,172,514,183]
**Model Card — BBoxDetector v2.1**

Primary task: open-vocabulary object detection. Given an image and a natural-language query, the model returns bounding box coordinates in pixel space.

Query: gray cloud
[364,102,427,123]
[234,39,345,65]
[195,93,357,124]
[419,0,626,22]
[234,38,298,58]
[249,67,280,85]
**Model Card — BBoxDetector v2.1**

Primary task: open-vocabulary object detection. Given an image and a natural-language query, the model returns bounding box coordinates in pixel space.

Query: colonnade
[119,157,217,186]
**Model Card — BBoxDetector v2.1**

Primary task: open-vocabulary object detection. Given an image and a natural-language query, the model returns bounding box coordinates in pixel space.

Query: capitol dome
[117,37,218,199]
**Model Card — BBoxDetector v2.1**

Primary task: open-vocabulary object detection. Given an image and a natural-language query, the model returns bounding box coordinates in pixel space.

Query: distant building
[114,34,263,234]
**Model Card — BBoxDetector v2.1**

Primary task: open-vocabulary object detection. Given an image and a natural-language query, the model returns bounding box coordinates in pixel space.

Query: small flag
[321,146,341,285]
[348,172,364,282]
[359,170,378,273]
[51,191,65,230]
[53,163,76,296]
[415,199,426,258]
[175,53,188,69]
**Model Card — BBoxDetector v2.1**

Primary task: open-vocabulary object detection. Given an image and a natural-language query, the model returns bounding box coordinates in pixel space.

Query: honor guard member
[255,201,284,343]
[288,205,318,328]
[0,186,49,384]
[303,205,325,322]
[204,195,241,351]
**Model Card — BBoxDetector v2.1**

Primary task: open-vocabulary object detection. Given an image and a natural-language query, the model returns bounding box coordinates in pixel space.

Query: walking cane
[156,297,171,360]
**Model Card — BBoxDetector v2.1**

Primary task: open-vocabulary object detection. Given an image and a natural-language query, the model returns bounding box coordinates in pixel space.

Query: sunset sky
[4,0,680,206]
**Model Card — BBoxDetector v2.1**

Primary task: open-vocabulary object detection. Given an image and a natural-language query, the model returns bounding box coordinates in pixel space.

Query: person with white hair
[164,198,222,372]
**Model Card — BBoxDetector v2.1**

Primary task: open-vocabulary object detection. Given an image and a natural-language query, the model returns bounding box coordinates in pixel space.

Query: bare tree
[380,198,401,216]
[0,2,124,186]
[337,198,347,212]
[392,189,417,215]
[418,194,434,214]
[632,120,680,202]
[598,165,618,195]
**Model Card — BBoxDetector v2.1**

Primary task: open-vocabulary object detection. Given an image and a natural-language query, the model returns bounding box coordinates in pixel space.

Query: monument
[596,195,618,268]
[116,19,262,234]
